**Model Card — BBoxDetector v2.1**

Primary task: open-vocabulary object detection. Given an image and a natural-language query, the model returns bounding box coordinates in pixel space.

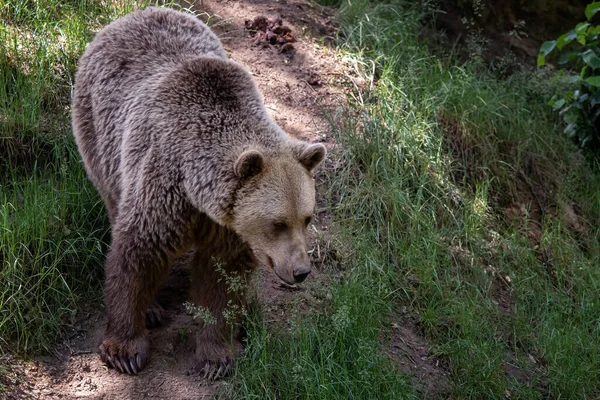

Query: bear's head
[232,142,326,285]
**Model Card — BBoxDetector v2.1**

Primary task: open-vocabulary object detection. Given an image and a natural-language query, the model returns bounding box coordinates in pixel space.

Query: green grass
[333,1,600,397]
[0,146,107,352]
[219,279,416,399]
[226,1,600,399]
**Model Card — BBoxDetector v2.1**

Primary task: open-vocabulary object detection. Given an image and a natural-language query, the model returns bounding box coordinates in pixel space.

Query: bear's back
[84,7,226,77]
[72,7,228,203]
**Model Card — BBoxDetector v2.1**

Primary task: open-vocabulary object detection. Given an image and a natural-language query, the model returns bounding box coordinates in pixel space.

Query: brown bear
[71,7,326,378]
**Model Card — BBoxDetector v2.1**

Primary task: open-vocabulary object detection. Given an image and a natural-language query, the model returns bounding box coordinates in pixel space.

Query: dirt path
[2,1,452,398]
[200,0,345,143]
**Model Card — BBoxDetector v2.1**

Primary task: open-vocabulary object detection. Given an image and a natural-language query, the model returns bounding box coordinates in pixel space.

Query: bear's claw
[146,302,168,328]
[102,351,144,375]
[99,337,149,375]
[201,359,232,381]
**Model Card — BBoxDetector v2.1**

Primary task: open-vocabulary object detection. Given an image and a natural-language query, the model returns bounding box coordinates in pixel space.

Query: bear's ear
[235,150,264,179]
[296,143,326,171]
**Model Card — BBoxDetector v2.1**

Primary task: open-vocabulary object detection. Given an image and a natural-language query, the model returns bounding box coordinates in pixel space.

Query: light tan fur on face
[233,154,316,285]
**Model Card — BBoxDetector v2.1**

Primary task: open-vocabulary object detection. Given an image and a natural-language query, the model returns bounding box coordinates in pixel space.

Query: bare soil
[1,0,450,398]
[196,0,345,143]
[383,315,451,399]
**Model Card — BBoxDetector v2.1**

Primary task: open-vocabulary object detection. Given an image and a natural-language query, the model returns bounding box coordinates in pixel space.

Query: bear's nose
[293,268,311,283]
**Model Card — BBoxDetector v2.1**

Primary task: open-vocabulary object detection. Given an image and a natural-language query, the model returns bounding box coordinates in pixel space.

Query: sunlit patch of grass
[0,142,108,352]
[0,0,154,152]
[220,279,416,399]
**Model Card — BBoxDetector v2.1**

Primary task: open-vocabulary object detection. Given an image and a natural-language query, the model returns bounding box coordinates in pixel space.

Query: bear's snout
[269,248,312,285]
[293,266,311,283]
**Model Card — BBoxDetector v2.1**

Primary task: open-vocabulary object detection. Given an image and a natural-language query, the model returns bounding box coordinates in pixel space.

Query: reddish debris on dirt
[245,15,269,32]
[245,15,296,53]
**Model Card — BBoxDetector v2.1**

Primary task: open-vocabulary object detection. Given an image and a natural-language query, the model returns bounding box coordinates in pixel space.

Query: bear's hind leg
[190,248,253,380]
[146,301,168,329]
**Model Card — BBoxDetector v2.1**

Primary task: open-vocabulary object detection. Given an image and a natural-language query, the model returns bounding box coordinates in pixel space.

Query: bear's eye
[304,216,312,227]
[273,222,288,232]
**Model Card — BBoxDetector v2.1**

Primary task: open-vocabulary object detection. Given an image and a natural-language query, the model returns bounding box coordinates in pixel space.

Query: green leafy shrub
[538,2,600,148]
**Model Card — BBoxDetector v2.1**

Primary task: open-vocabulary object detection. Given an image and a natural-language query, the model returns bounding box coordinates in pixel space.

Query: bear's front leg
[190,249,252,380]
[99,229,173,374]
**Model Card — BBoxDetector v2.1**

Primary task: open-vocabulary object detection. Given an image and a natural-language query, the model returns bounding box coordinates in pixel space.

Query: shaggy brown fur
[72,7,325,377]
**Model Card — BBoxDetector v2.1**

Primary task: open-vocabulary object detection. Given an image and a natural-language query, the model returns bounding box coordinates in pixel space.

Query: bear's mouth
[266,256,275,270]
[267,256,297,286]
